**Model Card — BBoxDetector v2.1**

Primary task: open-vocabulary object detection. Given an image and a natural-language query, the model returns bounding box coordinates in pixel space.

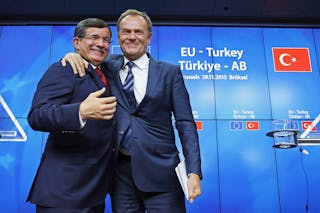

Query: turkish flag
[302,121,317,131]
[246,121,259,130]
[195,121,203,130]
[272,48,311,72]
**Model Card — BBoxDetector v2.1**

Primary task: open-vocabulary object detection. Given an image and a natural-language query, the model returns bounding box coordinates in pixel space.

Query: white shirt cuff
[79,111,86,128]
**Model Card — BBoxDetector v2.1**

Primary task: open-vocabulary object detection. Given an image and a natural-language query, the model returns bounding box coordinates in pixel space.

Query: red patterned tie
[95,67,109,88]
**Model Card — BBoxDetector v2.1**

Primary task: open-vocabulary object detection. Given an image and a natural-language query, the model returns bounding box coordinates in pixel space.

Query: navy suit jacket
[27,62,114,208]
[105,54,202,192]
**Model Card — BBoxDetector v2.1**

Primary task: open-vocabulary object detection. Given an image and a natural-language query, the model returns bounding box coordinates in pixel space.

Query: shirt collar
[124,53,149,70]
[90,63,98,70]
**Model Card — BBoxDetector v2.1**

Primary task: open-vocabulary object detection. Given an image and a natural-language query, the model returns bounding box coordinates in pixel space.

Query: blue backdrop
[1,25,320,213]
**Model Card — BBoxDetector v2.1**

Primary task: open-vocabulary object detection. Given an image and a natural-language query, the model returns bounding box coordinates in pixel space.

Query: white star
[1,73,28,95]
[0,153,14,170]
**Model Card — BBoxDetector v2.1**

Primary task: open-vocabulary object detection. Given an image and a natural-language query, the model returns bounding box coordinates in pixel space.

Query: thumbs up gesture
[80,88,117,120]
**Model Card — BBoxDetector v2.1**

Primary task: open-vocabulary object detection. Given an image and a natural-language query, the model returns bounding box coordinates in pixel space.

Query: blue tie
[123,61,137,108]
[120,61,136,155]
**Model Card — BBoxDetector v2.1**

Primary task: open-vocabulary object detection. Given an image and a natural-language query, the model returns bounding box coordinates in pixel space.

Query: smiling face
[73,27,111,66]
[118,14,152,61]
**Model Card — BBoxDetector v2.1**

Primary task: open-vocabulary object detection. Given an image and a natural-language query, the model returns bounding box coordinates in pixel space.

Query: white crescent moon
[303,123,310,129]
[279,53,292,66]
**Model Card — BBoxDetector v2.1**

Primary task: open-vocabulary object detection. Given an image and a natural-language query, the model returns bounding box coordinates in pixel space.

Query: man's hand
[61,53,88,77]
[187,173,202,203]
[80,88,117,120]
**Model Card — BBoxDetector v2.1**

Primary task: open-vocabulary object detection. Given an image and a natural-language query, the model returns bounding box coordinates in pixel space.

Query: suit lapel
[136,56,159,111]
[107,55,160,112]
[88,65,110,96]
[106,57,133,111]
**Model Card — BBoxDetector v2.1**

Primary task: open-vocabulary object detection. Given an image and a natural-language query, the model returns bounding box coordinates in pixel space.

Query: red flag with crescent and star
[272,48,312,72]
[246,121,259,130]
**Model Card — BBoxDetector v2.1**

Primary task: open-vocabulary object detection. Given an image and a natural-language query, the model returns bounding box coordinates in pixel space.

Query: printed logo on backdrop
[230,120,298,131]
[0,95,27,142]
[179,47,248,81]
[302,121,317,131]
[195,121,203,130]
[272,48,312,72]
[230,121,244,130]
[291,120,299,130]
[246,121,260,130]
[230,121,260,131]
[0,153,15,171]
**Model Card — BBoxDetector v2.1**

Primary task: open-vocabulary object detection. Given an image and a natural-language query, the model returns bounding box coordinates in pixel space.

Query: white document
[175,160,189,199]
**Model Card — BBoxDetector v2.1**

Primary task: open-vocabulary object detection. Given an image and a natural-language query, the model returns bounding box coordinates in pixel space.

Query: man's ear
[73,37,80,50]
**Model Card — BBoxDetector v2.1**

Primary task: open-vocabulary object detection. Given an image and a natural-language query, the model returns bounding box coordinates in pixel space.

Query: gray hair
[117,9,152,36]
[74,18,112,38]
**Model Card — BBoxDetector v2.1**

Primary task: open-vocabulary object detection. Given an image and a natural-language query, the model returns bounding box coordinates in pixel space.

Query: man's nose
[96,37,105,45]
[128,32,137,39]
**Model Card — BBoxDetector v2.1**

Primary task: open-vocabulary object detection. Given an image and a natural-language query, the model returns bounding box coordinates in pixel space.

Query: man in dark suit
[27,18,117,213]
[62,9,202,213]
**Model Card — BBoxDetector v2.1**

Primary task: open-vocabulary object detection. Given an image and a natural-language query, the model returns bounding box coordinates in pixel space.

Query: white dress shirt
[120,53,149,104]
[79,64,98,128]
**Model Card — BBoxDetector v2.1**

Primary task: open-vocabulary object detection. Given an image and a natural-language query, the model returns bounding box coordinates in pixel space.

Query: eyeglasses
[81,34,112,44]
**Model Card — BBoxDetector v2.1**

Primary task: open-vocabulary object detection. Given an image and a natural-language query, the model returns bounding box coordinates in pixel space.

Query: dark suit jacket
[27,62,114,208]
[105,54,202,192]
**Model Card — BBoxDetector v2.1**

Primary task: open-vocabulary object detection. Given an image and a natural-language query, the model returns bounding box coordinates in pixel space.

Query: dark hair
[74,18,112,38]
[117,9,152,36]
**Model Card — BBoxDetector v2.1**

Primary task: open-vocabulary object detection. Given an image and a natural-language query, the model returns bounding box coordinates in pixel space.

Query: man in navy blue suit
[62,9,202,213]
[27,18,117,212]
